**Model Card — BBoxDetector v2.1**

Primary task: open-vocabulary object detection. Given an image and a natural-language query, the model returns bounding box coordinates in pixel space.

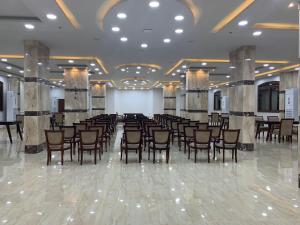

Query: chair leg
[80,150,83,165]
[120,148,123,160]
[153,149,155,163]
[166,149,169,163]
[148,147,150,160]
[235,148,237,163]
[194,149,197,163]
[70,148,73,162]
[47,151,50,165]
[188,145,191,160]
[61,151,64,165]
[208,148,210,163]
[223,149,225,163]
[232,150,234,160]
[125,149,128,164]
[94,150,97,164]
[139,148,142,163]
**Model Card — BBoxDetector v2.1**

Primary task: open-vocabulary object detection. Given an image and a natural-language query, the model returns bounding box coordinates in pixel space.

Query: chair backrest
[89,126,104,138]
[94,123,107,132]
[124,126,140,131]
[178,122,189,133]
[255,116,263,121]
[267,116,279,122]
[189,121,199,126]
[54,113,64,124]
[74,123,87,133]
[197,123,208,130]
[45,130,64,146]
[171,121,178,130]
[80,130,99,145]
[280,119,294,136]
[148,126,162,137]
[125,130,142,144]
[60,126,75,139]
[16,115,24,128]
[194,130,211,144]
[152,130,171,145]
[211,113,219,123]
[184,126,198,138]
[223,129,240,144]
[208,126,221,138]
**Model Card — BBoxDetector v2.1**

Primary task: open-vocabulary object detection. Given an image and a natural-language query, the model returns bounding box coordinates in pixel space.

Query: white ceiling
[0,0,298,85]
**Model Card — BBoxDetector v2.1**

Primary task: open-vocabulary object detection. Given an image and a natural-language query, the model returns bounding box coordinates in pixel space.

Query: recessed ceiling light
[90,63,95,66]
[98,72,102,75]
[245,58,252,61]
[229,66,236,69]
[112,27,120,32]
[255,70,260,74]
[182,65,187,69]
[238,20,248,26]
[288,2,295,8]
[37,62,43,66]
[136,71,140,74]
[46,13,57,20]
[68,60,74,64]
[149,1,160,8]
[117,13,127,19]
[268,74,272,77]
[7,74,12,77]
[137,66,141,69]
[6,66,12,70]
[88,73,92,76]
[175,29,183,34]
[1,58,7,62]
[295,67,299,71]
[201,62,207,66]
[176,69,181,73]
[174,15,184,21]
[24,24,35,30]
[152,69,156,72]
[253,31,262,36]
[121,68,126,72]
[226,75,230,78]
[269,66,275,70]
[172,73,176,76]
[120,37,128,42]
[180,75,185,78]
[141,43,148,48]
[19,70,24,74]
[163,38,171,43]
[263,64,269,67]
[95,68,99,71]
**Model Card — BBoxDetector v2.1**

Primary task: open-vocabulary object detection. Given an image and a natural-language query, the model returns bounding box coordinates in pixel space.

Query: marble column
[64,67,89,125]
[229,46,256,151]
[8,77,20,114]
[180,76,186,118]
[163,85,176,115]
[279,71,298,119]
[24,40,51,153]
[185,68,209,122]
[91,83,106,116]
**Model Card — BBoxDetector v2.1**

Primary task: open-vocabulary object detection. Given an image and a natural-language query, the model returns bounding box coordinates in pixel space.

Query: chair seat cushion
[49,144,71,150]
[272,129,280,135]
[122,143,141,149]
[78,144,99,150]
[149,143,168,149]
[189,142,209,149]
[215,142,237,149]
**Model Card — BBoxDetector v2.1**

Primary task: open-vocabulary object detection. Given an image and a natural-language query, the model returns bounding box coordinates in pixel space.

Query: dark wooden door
[58,99,65,112]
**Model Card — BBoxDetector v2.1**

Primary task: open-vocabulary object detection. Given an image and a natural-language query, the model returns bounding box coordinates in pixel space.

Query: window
[214,91,221,111]
[257,81,279,112]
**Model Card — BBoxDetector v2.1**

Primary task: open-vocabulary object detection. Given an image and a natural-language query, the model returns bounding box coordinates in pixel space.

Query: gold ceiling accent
[97,0,123,31]
[255,64,300,78]
[0,54,109,74]
[212,0,255,33]
[90,79,116,86]
[55,0,81,29]
[253,23,299,30]
[179,0,201,25]
[116,63,161,70]
[166,58,290,75]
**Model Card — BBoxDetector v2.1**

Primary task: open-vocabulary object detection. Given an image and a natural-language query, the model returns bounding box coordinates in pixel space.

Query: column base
[25,143,45,154]
[238,143,254,151]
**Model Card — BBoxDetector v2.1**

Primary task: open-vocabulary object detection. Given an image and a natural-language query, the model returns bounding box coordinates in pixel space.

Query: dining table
[0,121,23,143]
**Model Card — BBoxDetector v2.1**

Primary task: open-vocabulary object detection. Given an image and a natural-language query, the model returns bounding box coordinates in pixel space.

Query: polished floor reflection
[0,126,299,225]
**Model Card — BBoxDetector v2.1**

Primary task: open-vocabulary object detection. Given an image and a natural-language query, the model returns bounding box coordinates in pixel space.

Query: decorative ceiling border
[253,23,299,30]
[166,58,289,75]
[55,0,81,29]
[212,0,255,33]
[115,63,161,70]
[0,54,109,74]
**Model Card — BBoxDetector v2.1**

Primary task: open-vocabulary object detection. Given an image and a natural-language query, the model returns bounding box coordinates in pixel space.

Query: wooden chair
[60,126,76,155]
[149,130,171,163]
[188,130,212,163]
[45,130,71,165]
[197,123,208,130]
[89,126,105,157]
[177,122,189,151]
[211,113,219,125]
[16,115,24,133]
[214,129,240,163]
[182,126,198,153]
[208,126,221,155]
[272,119,294,143]
[120,130,143,164]
[54,113,64,127]
[78,130,99,165]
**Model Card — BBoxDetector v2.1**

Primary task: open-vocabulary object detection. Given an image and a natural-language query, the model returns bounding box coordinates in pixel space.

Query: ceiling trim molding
[166,58,290,75]
[115,63,161,70]
[55,0,81,29]
[0,54,109,74]
[178,0,201,25]
[97,0,124,31]
[212,0,255,33]
[253,23,299,30]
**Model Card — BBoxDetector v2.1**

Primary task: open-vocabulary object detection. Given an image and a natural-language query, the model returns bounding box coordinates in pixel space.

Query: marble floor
[0,126,299,225]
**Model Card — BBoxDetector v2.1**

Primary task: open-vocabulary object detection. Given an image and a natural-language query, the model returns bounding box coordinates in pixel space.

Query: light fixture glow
[19,70,24,74]
[98,72,103,75]
[68,60,74,63]
[149,1,160,8]
[238,20,248,26]
[141,43,148,48]
[137,66,141,69]
[253,31,262,36]
[288,2,295,8]
[1,58,7,62]
[120,37,128,42]
[46,13,57,20]
[25,24,35,30]
[269,66,275,70]
[226,75,230,78]
[6,66,12,70]
[263,64,269,67]
[175,29,183,34]
[172,73,176,76]
[121,68,126,72]
[229,66,236,69]
[175,15,184,21]
[182,65,187,69]
[95,68,99,71]
[90,63,95,66]
[152,69,156,72]
[112,27,120,32]
[201,62,207,66]
[255,70,260,74]
[7,74,12,77]
[117,13,127,19]
[268,74,272,77]
[163,38,171,43]
[176,69,181,73]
